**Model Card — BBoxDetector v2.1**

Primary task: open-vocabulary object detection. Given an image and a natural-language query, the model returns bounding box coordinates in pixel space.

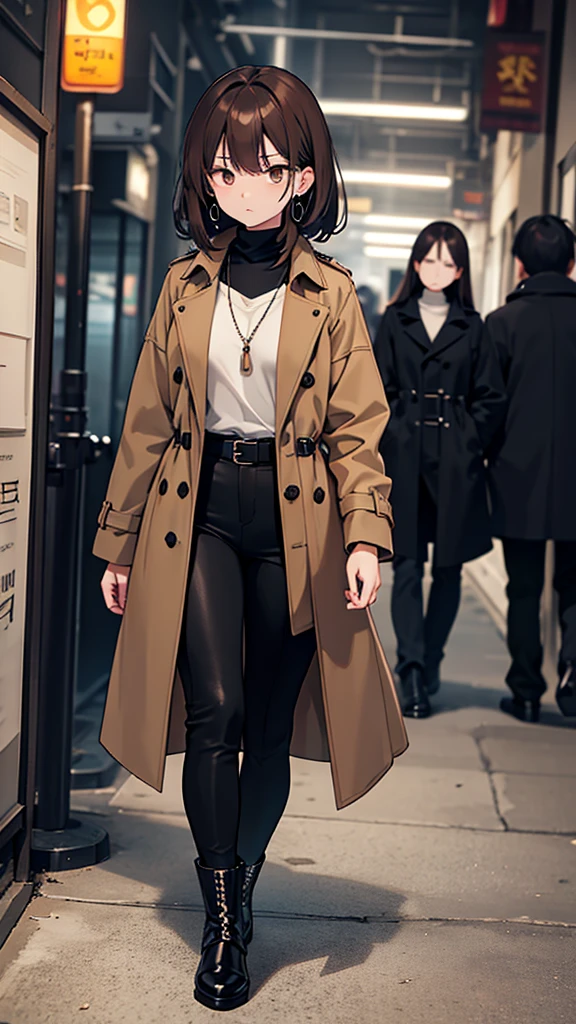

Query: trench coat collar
[177,229,329,292]
[172,230,330,437]
[395,294,472,359]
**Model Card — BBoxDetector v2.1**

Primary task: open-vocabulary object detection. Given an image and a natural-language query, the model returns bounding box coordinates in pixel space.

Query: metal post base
[31,818,110,872]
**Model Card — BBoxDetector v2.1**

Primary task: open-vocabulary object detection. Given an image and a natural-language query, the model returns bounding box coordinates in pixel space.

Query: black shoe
[556,663,576,717]
[194,860,250,1011]
[499,696,540,723]
[241,854,265,945]
[424,664,441,696]
[400,665,431,718]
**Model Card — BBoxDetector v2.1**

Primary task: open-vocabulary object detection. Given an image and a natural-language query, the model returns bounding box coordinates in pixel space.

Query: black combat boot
[194,860,250,1011]
[556,662,576,717]
[400,664,431,718]
[241,854,265,945]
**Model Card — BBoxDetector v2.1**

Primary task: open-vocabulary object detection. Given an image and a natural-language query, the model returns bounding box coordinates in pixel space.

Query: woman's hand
[345,543,381,610]
[101,562,131,615]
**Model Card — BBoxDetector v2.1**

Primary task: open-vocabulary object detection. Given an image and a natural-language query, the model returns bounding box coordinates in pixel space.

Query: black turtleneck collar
[222,226,289,299]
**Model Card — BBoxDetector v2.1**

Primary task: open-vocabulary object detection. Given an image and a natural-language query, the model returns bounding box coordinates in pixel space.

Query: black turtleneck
[222,226,289,299]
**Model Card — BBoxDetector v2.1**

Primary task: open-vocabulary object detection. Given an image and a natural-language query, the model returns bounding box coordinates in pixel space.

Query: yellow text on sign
[61,0,128,94]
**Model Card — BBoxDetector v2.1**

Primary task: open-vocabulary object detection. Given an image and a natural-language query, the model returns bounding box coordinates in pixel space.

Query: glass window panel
[112,217,146,443]
[85,215,120,439]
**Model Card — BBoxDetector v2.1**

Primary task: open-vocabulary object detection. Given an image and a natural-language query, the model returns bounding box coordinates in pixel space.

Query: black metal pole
[32,99,109,871]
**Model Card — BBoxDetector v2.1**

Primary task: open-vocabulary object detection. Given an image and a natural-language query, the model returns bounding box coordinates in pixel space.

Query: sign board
[0,107,39,819]
[61,0,128,94]
[93,111,152,142]
[452,181,489,221]
[481,31,546,134]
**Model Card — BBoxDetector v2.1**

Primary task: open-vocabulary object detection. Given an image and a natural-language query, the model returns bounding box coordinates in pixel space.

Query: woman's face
[414,239,463,292]
[207,134,315,231]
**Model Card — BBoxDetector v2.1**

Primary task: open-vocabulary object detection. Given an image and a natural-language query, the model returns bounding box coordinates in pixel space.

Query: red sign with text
[481,31,546,134]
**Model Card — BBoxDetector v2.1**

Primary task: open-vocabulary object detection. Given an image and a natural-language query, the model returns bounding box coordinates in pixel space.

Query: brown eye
[268,166,286,184]
[221,169,235,186]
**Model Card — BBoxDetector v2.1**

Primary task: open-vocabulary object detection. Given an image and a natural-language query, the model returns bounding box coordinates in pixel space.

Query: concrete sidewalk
[1,570,575,1023]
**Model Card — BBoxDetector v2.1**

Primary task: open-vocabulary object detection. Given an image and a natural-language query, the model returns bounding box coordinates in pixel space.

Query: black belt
[204,433,275,465]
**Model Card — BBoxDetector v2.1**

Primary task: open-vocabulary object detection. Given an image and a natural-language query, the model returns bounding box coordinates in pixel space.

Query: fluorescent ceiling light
[321,100,467,122]
[343,169,451,189]
[363,214,431,229]
[364,231,416,246]
[365,246,412,260]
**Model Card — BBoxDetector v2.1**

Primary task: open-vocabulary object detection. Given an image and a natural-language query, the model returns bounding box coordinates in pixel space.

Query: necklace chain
[226,253,285,376]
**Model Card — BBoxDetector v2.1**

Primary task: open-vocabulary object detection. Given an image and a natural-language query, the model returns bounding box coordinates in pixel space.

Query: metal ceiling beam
[220,22,474,49]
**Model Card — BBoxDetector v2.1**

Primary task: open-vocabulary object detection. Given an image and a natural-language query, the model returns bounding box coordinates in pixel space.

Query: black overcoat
[485,272,576,541]
[374,297,506,567]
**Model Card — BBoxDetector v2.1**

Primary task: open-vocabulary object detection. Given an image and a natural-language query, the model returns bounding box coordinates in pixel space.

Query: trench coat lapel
[173,231,329,438]
[397,296,471,360]
[172,233,232,433]
[396,299,431,353]
[276,240,329,435]
[425,303,470,360]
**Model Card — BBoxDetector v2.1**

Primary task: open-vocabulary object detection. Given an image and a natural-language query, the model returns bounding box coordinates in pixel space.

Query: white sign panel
[0,107,39,774]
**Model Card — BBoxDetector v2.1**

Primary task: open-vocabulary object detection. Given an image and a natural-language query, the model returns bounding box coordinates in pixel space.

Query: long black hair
[391,221,474,309]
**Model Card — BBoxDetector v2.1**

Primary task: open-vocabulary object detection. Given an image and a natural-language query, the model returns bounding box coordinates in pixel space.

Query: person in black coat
[375,222,506,718]
[485,214,576,723]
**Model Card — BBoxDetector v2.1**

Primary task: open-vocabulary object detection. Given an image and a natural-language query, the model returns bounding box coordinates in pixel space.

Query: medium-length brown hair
[391,221,475,309]
[173,65,347,258]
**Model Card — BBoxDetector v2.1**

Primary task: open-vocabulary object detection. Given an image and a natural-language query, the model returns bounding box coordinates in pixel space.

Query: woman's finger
[346,558,359,599]
[116,574,128,611]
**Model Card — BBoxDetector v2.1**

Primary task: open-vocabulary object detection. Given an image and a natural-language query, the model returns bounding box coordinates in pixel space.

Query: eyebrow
[210,155,290,171]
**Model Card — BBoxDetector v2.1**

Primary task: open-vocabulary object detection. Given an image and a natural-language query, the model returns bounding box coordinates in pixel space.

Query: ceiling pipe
[220,22,474,49]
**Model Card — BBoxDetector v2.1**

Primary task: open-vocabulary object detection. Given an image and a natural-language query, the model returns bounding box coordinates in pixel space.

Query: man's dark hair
[512,214,575,275]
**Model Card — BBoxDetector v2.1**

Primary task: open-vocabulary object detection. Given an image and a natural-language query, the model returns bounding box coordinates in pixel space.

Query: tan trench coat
[93,231,408,809]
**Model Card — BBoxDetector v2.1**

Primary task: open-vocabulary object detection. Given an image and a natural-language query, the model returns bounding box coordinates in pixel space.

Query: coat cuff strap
[97,501,141,534]
[339,488,394,524]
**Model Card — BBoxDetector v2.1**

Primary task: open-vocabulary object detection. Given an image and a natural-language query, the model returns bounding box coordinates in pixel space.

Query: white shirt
[418,288,449,342]
[205,282,286,438]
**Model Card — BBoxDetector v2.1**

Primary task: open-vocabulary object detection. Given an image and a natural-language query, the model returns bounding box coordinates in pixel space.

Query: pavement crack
[37,892,576,930]
[473,734,510,831]
[76,805,576,837]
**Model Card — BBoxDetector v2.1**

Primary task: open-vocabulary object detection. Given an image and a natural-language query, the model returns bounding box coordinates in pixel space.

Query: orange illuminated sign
[61,0,128,94]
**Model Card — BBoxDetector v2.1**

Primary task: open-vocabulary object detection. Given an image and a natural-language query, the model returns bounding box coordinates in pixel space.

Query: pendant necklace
[226,253,285,376]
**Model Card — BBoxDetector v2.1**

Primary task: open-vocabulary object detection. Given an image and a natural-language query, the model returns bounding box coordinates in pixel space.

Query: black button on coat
[284,485,300,501]
[374,296,506,567]
[485,272,576,540]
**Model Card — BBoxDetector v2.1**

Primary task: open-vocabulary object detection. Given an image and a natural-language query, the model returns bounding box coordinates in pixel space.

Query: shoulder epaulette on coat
[168,248,199,267]
[313,251,353,278]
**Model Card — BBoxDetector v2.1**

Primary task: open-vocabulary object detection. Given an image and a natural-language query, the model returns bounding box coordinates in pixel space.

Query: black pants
[502,538,576,700]
[391,478,462,675]
[178,448,316,869]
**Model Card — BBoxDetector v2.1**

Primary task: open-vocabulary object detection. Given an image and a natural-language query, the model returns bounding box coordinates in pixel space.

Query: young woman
[374,222,506,720]
[93,66,407,1012]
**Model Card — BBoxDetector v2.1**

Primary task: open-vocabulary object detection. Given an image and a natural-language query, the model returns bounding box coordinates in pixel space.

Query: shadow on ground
[66,808,407,997]
[428,679,576,728]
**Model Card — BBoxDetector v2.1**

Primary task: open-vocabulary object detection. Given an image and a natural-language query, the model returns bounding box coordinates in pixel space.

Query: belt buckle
[232,439,257,465]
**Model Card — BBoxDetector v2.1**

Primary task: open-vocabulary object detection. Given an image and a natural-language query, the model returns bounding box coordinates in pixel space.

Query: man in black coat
[486,214,576,722]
